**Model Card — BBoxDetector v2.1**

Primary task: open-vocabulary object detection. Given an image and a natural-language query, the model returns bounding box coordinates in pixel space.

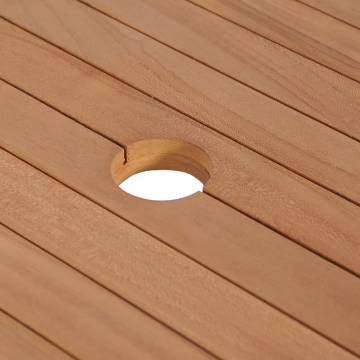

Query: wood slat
[7,0,358,140]
[0,311,73,360]
[0,150,357,360]
[189,0,360,82]
[0,79,360,355]
[0,3,360,206]
[299,0,360,29]
[2,1,359,358]
[0,20,359,277]
[0,224,213,360]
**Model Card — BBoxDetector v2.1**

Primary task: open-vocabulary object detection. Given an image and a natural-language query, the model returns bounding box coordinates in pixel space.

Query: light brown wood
[0,149,357,360]
[1,2,360,206]
[4,0,357,140]
[190,0,360,81]
[299,0,360,29]
[0,20,359,277]
[0,224,213,360]
[1,2,360,357]
[0,311,73,360]
[1,79,360,355]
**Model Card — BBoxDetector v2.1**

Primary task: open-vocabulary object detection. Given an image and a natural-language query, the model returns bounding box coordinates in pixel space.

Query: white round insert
[119,169,204,201]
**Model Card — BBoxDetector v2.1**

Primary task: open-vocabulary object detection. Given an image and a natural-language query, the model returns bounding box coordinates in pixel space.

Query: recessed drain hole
[119,169,204,201]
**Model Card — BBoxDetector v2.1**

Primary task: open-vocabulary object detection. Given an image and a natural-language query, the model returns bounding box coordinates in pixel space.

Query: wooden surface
[0,224,212,360]
[299,0,360,29]
[190,0,360,81]
[0,1,359,359]
[0,311,73,360]
[26,0,358,141]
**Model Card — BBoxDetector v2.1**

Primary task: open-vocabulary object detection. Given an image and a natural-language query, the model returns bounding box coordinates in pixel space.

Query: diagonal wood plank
[4,0,357,140]
[0,225,214,360]
[2,1,359,358]
[0,311,74,360]
[1,3,360,207]
[188,0,360,81]
[0,150,357,360]
[298,0,360,29]
[0,79,360,355]
[0,20,359,277]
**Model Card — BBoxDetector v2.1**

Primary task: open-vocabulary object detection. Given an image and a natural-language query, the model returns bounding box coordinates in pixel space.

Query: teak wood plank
[190,0,360,82]
[0,311,73,360]
[0,225,213,360]
[0,20,360,276]
[0,151,357,360]
[299,0,360,29]
[4,0,358,140]
[1,80,360,355]
[1,3,360,207]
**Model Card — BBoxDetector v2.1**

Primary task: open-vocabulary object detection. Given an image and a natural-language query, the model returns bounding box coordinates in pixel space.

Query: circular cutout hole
[119,169,204,201]
[111,139,212,202]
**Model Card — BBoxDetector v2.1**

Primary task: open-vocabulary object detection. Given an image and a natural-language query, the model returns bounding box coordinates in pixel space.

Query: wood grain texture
[1,2,360,207]
[1,1,360,358]
[0,311,73,360]
[0,150,357,360]
[1,80,360,355]
[0,225,213,360]
[299,0,360,29]
[8,0,357,140]
[190,0,360,81]
[0,20,359,277]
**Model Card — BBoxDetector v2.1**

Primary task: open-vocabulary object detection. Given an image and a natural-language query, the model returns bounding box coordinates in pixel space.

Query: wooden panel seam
[296,0,360,30]
[1,80,360,355]
[0,220,218,359]
[0,20,358,272]
[2,5,359,210]
[0,309,76,360]
[1,12,360,209]
[0,223,215,360]
[1,2,359,358]
[1,58,360,278]
[0,21,358,276]
[185,0,360,83]
[2,76,359,281]
[71,0,360,142]
[1,161,358,358]
[3,74,359,211]
[204,190,360,279]
[0,148,357,360]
